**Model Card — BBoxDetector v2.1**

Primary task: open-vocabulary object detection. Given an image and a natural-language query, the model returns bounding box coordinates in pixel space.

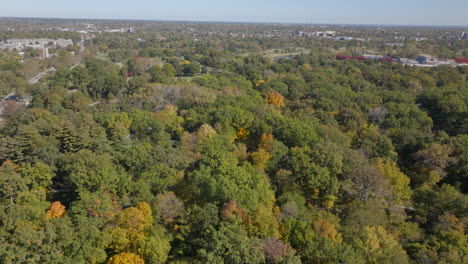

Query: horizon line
[1,16,468,28]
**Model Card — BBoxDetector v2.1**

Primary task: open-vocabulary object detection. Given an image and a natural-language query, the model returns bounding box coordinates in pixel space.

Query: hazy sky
[1,0,468,26]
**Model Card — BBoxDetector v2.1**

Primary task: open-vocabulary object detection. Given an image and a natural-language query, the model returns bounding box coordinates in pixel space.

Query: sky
[1,0,468,26]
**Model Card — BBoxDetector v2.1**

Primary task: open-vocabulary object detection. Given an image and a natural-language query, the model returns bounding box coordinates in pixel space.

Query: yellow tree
[108,201,171,263]
[265,92,285,107]
[107,252,145,264]
[250,205,280,238]
[110,202,152,252]
[45,201,66,219]
[374,158,411,203]
[313,220,342,243]
[259,133,274,151]
[356,226,409,264]
[251,133,274,170]
[250,148,271,170]
[236,127,250,140]
[196,123,216,141]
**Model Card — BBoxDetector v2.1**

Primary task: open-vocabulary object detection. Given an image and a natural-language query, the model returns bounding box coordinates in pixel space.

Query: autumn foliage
[313,220,341,243]
[236,127,250,140]
[221,200,250,224]
[0,22,466,264]
[45,201,66,219]
[110,202,153,252]
[261,238,295,263]
[107,252,145,264]
[2,160,21,172]
[265,92,285,107]
[259,133,274,151]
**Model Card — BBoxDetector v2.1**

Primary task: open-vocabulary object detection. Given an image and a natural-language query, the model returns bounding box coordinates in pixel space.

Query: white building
[313,31,336,38]
[2,38,73,48]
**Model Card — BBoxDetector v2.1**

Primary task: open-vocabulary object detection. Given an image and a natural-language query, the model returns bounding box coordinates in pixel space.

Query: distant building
[414,37,427,41]
[1,38,73,49]
[84,34,96,40]
[361,53,384,59]
[462,32,468,40]
[387,43,404,47]
[355,38,372,41]
[432,59,456,67]
[0,43,23,50]
[314,31,336,38]
[416,54,438,65]
[103,28,134,33]
[455,58,468,63]
[103,29,122,33]
[326,31,336,37]
[335,36,353,41]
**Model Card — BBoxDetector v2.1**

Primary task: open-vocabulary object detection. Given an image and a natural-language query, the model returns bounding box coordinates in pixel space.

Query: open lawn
[242,48,311,59]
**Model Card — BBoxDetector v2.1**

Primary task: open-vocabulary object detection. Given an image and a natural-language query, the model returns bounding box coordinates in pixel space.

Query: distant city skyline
[1,0,468,26]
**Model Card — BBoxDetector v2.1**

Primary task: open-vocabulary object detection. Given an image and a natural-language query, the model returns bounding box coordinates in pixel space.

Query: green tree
[61,150,129,193]
[355,226,409,264]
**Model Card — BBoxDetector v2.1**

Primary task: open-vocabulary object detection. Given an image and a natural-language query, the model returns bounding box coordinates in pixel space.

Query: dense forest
[0,21,467,264]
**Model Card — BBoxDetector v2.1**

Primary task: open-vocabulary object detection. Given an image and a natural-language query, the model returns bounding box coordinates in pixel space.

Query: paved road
[28,67,56,84]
